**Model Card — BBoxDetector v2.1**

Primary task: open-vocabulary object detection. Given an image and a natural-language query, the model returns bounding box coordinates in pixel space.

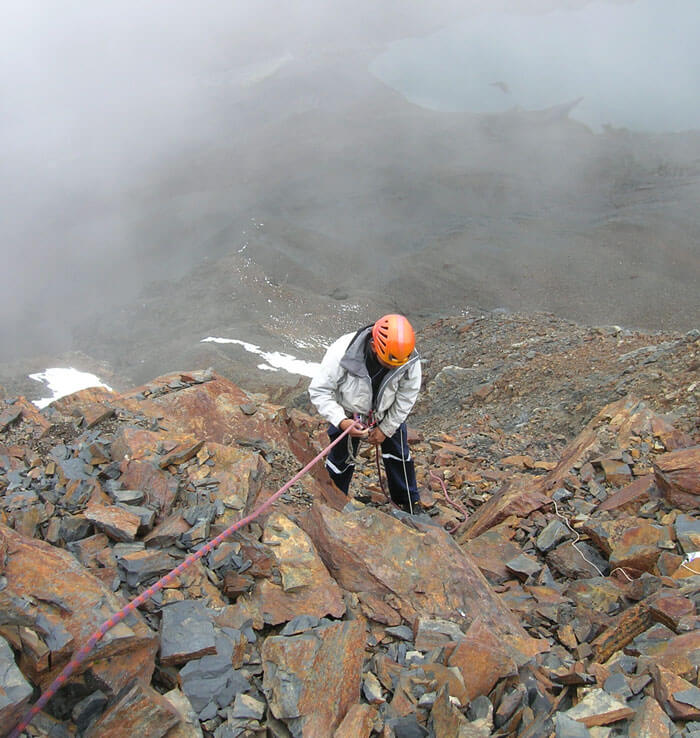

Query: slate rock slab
[160,600,216,666]
[304,504,545,665]
[262,618,366,737]
[84,681,179,738]
[179,631,251,715]
[0,523,157,694]
[0,635,33,731]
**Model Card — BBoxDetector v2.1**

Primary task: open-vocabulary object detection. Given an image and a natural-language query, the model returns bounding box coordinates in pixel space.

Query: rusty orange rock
[0,524,158,694]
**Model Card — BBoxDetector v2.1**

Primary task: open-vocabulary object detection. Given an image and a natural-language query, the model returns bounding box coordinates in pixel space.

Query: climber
[308,314,422,512]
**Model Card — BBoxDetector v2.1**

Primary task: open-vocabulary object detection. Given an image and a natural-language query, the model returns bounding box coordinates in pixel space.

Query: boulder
[0,523,158,693]
[262,618,366,737]
[246,512,345,625]
[654,446,700,510]
[304,504,545,665]
[84,681,180,738]
[0,635,33,732]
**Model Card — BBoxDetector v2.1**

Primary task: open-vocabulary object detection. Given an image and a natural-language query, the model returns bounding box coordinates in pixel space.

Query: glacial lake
[370,0,700,133]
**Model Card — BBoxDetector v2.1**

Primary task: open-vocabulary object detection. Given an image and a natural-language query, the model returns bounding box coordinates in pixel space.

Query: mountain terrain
[0,310,698,738]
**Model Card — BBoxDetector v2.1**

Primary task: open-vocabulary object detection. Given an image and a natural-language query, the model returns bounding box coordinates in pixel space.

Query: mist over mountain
[2,0,698,396]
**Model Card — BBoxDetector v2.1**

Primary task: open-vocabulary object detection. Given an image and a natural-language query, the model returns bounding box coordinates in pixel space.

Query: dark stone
[159,600,216,666]
[675,514,700,554]
[56,457,92,481]
[505,553,542,581]
[183,503,216,526]
[0,635,33,727]
[627,623,676,656]
[547,541,609,578]
[468,695,493,721]
[112,489,145,505]
[674,687,700,710]
[116,504,156,531]
[603,672,632,701]
[59,515,93,543]
[72,690,108,733]
[180,518,210,548]
[385,716,430,738]
[552,488,573,503]
[279,615,321,636]
[554,712,592,737]
[385,625,414,641]
[180,633,251,714]
[118,549,178,588]
[537,519,572,552]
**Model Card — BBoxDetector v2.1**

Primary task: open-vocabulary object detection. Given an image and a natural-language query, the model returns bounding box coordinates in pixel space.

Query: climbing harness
[8,420,363,738]
[360,412,414,515]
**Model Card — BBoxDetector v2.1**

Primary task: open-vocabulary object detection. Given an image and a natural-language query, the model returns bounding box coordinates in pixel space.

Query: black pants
[325,422,418,508]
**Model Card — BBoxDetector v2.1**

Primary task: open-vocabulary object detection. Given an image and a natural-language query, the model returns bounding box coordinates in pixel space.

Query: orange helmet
[371,314,415,367]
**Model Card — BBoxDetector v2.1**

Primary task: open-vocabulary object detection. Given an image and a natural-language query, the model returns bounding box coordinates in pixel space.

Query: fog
[2,0,445,353]
[2,0,698,391]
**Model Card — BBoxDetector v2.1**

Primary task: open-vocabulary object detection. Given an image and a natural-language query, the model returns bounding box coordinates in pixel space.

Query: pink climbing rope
[8,420,361,738]
[428,470,469,534]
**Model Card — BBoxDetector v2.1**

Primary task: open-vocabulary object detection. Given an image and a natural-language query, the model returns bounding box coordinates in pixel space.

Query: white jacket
[308,326,421,438]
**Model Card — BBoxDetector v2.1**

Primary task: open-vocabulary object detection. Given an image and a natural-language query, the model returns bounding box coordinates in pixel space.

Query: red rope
[8,421,361,738]
[428,470,469,534]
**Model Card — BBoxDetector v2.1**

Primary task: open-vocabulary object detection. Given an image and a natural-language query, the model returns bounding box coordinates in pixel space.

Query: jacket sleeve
[377,359,422,438]
[308,337,350,429]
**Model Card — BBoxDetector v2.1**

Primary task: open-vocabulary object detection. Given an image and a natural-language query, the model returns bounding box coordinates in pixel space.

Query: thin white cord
[400,426,413,515]
[552,500,633,582]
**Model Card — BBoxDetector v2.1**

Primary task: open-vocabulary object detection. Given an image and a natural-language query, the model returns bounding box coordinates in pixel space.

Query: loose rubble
[0,314,698,737]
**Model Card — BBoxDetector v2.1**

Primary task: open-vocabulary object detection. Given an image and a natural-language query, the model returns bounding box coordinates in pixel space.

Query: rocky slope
[0,312,698,738]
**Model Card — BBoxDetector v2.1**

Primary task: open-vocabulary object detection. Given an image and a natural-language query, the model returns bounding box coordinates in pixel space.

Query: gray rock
[362,671,385,704]
[180,632,251,713]
[674,687,700,710]
[505,553,542,580]
[552,487,573,503]
[111,488,145,505]
[603,672,632,701]
[180,518,210,548]
[385,625,414,641]
[0,636,33,728]
[548,541,609,578]
[198,700,218,721]
[385,715,430,738]
[118,549,178,588]
[555,712,592,737]
[112,541,145,558]
[184,504,217,526]
[413,617,464,651]
[72,690,108,733]
[162,688,203,738]
[537,519,573,552]
[160,600,216,666]
[59,514,93,542]
[231,692,265,720]
[116,503,156,531]
[563,689,632,727]
[468,695,493,722]
[675,515,700,555]
[628,623,676,656]
[279,615,321,636]
[214,717,258,737]
[27,712,73,738]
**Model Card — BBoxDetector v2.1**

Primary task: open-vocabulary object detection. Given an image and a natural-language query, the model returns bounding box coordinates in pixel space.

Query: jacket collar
[339,325,373,376]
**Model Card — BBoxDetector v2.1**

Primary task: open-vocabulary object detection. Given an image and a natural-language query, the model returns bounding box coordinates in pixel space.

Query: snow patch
[29,368,112,409]
[201,337,320,377]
